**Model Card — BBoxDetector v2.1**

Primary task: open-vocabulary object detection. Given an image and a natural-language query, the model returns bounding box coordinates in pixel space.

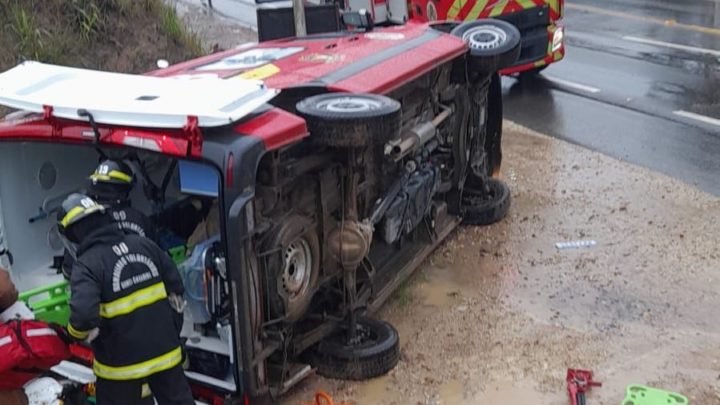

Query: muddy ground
[284,122,720,405]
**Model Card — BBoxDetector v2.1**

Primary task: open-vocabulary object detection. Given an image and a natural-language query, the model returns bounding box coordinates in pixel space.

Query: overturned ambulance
[0,17,517,404]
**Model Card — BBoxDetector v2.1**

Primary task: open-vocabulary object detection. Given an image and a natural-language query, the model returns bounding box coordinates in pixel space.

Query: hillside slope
[0,0,203,74]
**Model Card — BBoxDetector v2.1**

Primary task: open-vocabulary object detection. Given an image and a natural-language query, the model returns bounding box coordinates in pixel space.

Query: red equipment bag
[0,320,71,389]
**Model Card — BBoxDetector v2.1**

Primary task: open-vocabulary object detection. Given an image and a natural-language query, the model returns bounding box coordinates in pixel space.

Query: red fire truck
[411,0,563,74]
[338,0,565,74]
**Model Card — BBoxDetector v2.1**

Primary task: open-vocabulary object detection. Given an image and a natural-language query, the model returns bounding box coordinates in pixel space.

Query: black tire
[229,395,273,405]
[451,19,521,74]
[309,317,400,380]
[296,93,402,147]
[262,215,320,322]
[462,176,510,225]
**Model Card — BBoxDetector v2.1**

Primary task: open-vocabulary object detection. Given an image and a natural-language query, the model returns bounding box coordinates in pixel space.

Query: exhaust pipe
[388,106,452,161]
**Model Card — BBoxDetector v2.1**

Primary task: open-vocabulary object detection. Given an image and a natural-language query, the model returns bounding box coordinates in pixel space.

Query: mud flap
[485,73,503,177]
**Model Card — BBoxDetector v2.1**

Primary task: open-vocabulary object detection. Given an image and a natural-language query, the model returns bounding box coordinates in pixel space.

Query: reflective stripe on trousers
[93,346,183,381]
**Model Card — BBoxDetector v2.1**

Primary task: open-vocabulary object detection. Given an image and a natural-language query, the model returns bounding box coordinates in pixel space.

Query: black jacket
[105,204,157,242]
[67,224,184,381]
[62,204,156,279]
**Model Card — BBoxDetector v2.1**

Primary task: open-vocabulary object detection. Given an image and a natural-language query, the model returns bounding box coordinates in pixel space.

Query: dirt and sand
[283,122,720,405]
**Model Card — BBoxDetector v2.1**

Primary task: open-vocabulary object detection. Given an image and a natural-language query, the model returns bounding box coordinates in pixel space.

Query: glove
[168,294,186,337]
[86,328,99,343]
[168,293,186,314]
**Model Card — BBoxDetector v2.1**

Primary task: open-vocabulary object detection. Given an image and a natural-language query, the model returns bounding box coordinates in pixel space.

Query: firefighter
[61,159,156,279]
[87,159,156,240]
[58,193,194,405]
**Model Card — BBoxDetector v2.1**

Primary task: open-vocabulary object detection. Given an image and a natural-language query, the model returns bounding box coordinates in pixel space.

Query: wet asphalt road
[503,0,720,196]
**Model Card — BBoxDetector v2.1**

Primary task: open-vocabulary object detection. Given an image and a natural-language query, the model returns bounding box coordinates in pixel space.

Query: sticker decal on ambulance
[364,32,405,40]
[235,64,281,80]
[300,53,345,63]
[195,47,303,71]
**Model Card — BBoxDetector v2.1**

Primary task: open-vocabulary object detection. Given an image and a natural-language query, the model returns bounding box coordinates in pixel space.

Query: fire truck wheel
[461,176,511,226]
[451,19,521,74]
[310,317,400,380]
[296,93,402,148]
[263,215,320,323]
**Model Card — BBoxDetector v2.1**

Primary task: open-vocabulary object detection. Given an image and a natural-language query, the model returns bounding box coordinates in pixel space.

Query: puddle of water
[439,380,466,403]
[439,380,551,404]
[475,380,550,404]
[417,260,503,309]
[354,376,395,404]
[418,278,460,308]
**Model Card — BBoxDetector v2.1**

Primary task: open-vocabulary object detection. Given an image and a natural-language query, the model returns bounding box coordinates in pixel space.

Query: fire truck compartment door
[387,0,408,24]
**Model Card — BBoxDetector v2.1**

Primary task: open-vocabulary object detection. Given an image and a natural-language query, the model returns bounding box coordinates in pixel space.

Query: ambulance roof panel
[0,62,278,129]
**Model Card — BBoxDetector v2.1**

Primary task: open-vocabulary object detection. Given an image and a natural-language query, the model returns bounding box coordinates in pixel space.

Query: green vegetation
[160,5,204,56]
[394,282,413,308]
[161,5,184,42]
[73,1,102,42]
[0,0,204,74]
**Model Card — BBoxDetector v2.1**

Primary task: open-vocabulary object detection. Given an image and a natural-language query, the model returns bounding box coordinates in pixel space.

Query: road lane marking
[674,110,720,127]
[623,36,720,57]
[543,75,601,93]
[566,3,720,36]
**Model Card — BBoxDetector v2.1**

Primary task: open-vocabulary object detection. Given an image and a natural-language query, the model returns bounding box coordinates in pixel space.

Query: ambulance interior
[0,141,237,391]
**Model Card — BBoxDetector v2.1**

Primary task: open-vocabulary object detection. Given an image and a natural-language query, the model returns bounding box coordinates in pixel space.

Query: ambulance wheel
[263,215,320,322]
[451,19,521,74]
[230,395,273,405]
[462,176,511,226]
[310,317,400,380]
[296,93,402,147]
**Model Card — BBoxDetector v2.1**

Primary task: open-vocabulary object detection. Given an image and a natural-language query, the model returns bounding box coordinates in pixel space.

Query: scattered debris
[622,385,688,405]
[566,369,601,405]
[300,391,353,405]
[555,240,598,250]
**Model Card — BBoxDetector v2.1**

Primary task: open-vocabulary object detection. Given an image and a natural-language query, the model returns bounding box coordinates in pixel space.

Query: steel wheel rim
[317,97,383,113]
[282,238,313,301]
[463,26,507,50]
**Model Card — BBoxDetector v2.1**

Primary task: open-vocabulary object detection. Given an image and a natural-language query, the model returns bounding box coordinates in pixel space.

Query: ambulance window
[178,161,219,198]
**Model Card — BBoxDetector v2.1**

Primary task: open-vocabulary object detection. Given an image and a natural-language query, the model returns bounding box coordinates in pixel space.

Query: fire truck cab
[343,0,564,74]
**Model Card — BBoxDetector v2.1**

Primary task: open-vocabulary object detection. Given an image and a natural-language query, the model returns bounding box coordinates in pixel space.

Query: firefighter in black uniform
[58,193,194,405]
[61,159,156,279]
[87,159,156,240]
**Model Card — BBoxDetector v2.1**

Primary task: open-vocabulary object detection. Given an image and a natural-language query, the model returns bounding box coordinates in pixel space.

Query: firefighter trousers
[96,364,195,405]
